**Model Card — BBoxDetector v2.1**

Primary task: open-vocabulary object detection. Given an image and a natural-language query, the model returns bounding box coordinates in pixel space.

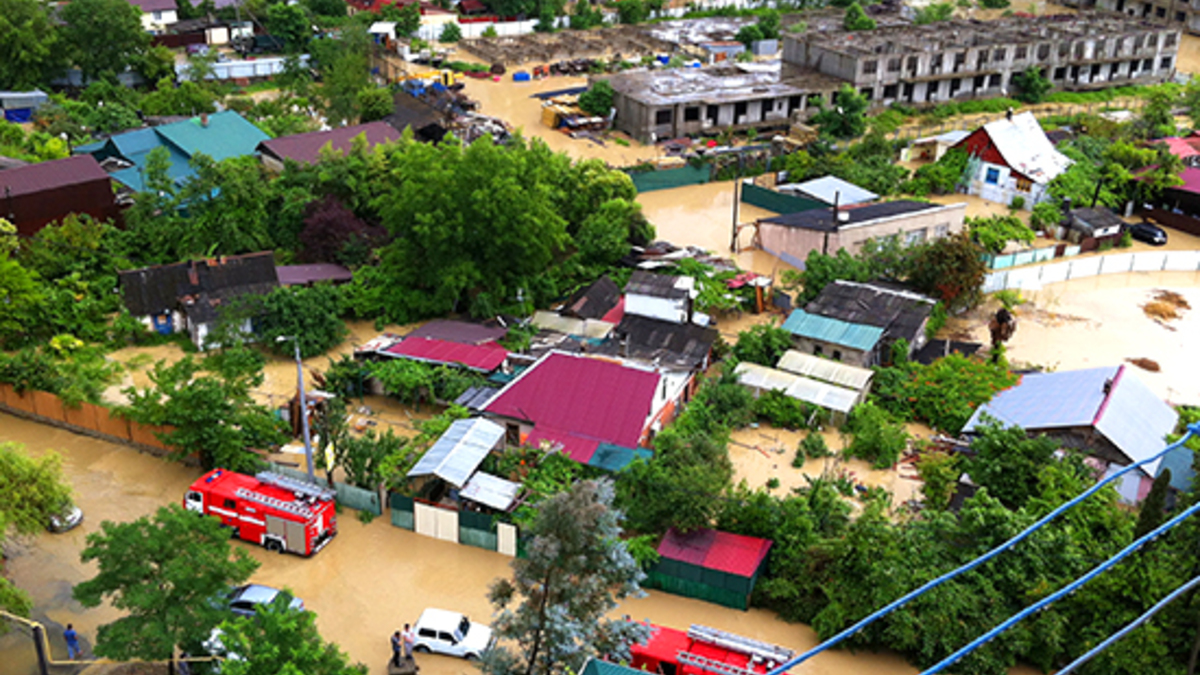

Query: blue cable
[765,421,1200,675]
[1056,574,1200,674]
[920,499,1200,674]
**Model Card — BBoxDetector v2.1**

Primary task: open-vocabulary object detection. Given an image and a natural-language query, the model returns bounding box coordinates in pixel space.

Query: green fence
[740,183,826,215]
[627,164,711,193]
[390,493,414,530]
[267,463,381,516]
[458,509,498,551]
[643,558,754,610]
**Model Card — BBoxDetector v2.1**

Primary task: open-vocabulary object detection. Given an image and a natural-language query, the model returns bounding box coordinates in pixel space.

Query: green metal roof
[154,111,270,163]
[581,659,643,675]
[781,309,884,352]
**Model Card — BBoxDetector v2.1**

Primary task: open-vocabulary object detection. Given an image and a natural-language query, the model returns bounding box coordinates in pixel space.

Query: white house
[624,270,696,325]
[952,111,1073,209]
[130,0,179,34]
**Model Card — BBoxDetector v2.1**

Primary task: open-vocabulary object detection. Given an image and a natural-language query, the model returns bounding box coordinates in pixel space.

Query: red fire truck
[184,469,337,556]
[630,624,794,675]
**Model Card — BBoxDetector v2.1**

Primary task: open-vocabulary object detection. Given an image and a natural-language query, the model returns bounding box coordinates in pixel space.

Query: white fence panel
[1164,250,1200,271]
[414,502,438,538]
[982,271,1008,293]
[497,522,518,557]
[1068,256,1102,279]
[1132,251,1169,272]
[434,508,459,543]
[1038,261,1070,285]
[1007,266,1045,291]
[1098,253,1135,275]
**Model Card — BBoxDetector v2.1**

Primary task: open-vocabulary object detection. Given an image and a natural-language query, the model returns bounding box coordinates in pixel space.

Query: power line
[919,499,1200,674]
[1056,574,1200,674]
[766,421,1200,675]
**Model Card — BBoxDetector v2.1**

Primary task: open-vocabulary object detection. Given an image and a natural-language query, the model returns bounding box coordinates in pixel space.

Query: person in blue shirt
[64,624,80,660]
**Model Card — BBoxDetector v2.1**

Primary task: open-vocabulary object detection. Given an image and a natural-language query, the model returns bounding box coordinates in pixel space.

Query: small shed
[776,175,878,207]
[733,361,860,422]
[644,527,772,610]
[0,90,49,122]
[407,418,505,489]
[1067,207,1124,245]
[460,471,520,512]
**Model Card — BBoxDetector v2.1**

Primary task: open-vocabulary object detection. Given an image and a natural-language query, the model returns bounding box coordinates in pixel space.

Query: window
[905,228,927,245]
[706,105,719,123]
[888,58,901,72]
[1166,32,1178,47]
[654,109,672,125]
[1075,43,1086,58]
[994,48,1006,62]
[1148,32,1160,46]
[1135,35,1145,50]
[505,423,519,446]
[683,107,700,122]
[907,56,919,73]
[1054,67,1067,80]
[1143,58,1154,71]
[985,167,1001,184]
[832,350,842,361]
[1162,56,1173,70]
[813,345,823,356]
[152,10,162,20]
[988,73,1001,88]
[1058,43,1070,57]
[1015,46,1027,60]
[1156,6,1166,17]
[224,499,237,509]
[419,628,437,639]
[883,83,899,99]
[934,223,950,238]
[1038,44,1050,60]
[734,101,748,117]
[863,59,878,74]
[1015,176,1033,192]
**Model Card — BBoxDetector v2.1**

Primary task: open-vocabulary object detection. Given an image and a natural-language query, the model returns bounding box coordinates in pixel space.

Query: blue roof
[781,309,884,352]
[77,112,267,191]
[964,365,1178,475]
[1157,445,1195,492]
[581,660,643,675]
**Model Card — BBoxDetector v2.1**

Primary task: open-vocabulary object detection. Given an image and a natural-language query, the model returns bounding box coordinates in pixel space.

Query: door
[497,522,518,557]
[285,519,306,553]
[266,515,287,547]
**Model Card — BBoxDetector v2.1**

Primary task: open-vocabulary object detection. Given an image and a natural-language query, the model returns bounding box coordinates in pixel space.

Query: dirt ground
[1,413,1015,675]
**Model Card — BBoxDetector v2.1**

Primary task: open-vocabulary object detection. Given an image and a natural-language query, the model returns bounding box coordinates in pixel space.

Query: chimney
[200,112,209,127]
[1005,107,1013,122]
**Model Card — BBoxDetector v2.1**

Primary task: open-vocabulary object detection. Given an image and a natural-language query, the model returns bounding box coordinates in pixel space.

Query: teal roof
[581,660,643,675]
[1158,445,1195,493]
[781,309,884,352]
[76,112,267,191]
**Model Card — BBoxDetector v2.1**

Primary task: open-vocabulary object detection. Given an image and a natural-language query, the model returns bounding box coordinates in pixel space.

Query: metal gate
[497,522,518,557]
[414,502,459,543]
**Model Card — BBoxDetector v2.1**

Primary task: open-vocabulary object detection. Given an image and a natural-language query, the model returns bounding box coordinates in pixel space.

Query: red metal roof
[526,426,600,464]
[657,527,772,578]
[1156,136,1200,159]
[383,337,508,372]
[600,297,625,324]
[458,0,486,11]
[484,352,660,449]
[258,122,401,165]
[0,155,110,198]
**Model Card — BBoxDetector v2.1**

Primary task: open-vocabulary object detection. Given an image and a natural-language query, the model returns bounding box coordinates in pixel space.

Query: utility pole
[731,178,741,253]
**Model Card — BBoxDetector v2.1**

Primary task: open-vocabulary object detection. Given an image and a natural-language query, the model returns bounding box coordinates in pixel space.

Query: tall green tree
[965,418,1061,509]
[482,480,650,675]
[842,2,876,31]
[244,283,349,358]
[268,3,312,53]
[313,25,370,125]
[72,505,260,663]
[906,230,988,311]
[1134,469,1171,539]
[0,0,65,89]
[60,0,149,82]
[811,84,868,140]
[119,349,288,471]
[0,252,47,349]
[1012,67,1051,104]
[214,594,366,675]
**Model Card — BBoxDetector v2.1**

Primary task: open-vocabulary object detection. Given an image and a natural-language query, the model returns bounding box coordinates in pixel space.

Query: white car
[412,608,493,660]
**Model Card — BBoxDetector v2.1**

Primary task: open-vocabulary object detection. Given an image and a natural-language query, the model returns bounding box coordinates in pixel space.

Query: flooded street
[0,412,1003,675]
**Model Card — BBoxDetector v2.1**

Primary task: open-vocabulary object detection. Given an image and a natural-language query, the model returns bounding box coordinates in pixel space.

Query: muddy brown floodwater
[0,413,1052,675]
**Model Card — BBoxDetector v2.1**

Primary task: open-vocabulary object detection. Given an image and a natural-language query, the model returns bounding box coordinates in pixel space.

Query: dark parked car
[1129,221,1168,246]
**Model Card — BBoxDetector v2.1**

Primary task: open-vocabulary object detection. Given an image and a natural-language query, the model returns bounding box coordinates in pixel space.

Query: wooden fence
[0,384,185,459]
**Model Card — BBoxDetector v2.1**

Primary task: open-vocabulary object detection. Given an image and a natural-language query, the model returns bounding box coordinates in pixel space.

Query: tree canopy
[0,0,65,89]
[214,594,367,675]
[812,84,869,140]
[73,504,260,662]
[60,0,150,82]
[0,442,73,537]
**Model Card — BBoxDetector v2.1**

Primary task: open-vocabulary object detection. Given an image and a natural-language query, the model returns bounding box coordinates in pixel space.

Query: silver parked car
[226,584,305,617]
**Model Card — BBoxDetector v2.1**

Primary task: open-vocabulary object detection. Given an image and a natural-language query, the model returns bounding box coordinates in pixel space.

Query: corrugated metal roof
[460,471,520,511]
[382,337,508,372]
[964,366,1178,475]
[258,122,401,165]
[582,659,644,675]
[657,527,772,578]
[779,175,878,206]
[1157,445,1195,492]
[734,362,859,413]
[530,310,615,339]
[0,155,109,198]
[781,309,884,352]
[484,352,660,450]
[405,320,508,346]
[407,418,505,487]
[561,275,621,320]
[777,350,873,390]
[978,111,1073,184]
[1094,366,1178,476]
[155,111,270,163]
[526,425,601,464]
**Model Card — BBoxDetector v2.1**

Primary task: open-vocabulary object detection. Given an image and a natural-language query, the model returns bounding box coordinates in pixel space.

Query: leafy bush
[913,2,953,24]
[439,22,462,42]
[924,302,947,340]
[842,2,876,30]
[993,289,1024,310]
[732,324,794,367]
[967,214,1035,254]
[1009,195,1025,211]
[905,148,968,195]
[753,389,816,430]
[801,430,832,458]
[871,353,1019,433]
[843,401,908,469]
[1030,201,1063,232]
[481,25,498,37]
[579,80,615,116]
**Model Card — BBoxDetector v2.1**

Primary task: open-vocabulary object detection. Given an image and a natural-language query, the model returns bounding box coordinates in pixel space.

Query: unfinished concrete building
[1067,0,1200,36]
[788,14,1180,106]
[605,12,1180,142]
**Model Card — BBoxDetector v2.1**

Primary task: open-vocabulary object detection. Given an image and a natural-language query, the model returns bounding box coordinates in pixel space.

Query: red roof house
[645,528,773,610]
[0,155,120,237]
[484,351,663,457]
[382,337,509,372]
[258,122,401,168]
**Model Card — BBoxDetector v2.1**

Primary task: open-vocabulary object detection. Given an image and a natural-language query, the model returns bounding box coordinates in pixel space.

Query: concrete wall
[964,160,1053,208]
[758,202,967,267]
[790,336,872,368]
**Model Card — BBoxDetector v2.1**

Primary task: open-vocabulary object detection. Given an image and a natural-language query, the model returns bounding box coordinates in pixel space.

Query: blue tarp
[3,109,32,123]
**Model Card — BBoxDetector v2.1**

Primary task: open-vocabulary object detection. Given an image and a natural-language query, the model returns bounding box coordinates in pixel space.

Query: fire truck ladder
[234,487,313,518]
[687,625,795,665]
[256,471,336,502]
[676,652,757,675]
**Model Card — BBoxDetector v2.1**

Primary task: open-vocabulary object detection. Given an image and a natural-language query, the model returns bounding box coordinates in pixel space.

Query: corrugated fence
[627,164,711,193]
[983,249,1200,293]
[266,462,382,516]
[740,183,826,215]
